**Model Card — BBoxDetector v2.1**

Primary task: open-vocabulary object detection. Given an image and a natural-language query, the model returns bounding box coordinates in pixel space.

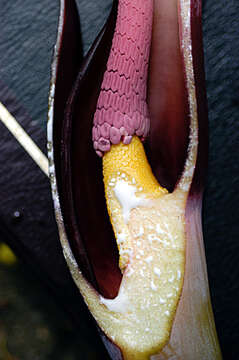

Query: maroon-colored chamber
[52,0,207,300]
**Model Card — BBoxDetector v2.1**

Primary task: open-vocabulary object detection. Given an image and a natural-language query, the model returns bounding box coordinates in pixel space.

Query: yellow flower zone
[87,135,189,359]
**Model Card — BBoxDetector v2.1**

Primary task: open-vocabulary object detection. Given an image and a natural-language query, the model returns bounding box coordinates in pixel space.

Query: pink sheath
[92,0,153,156]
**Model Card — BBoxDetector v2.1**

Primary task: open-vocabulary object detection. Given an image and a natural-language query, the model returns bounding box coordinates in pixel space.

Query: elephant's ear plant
[48,0,222,359]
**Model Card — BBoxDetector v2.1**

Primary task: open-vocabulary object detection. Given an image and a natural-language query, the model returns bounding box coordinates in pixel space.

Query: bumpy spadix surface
[78,136,192,359]
[92,0,153,156]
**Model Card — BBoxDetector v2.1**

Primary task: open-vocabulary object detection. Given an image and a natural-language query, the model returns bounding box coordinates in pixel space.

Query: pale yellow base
[97,136,188,359]
[59,134,221,359]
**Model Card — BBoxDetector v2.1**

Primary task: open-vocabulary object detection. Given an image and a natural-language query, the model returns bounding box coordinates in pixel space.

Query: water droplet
[47,141,52,151]
[12,210,22,223]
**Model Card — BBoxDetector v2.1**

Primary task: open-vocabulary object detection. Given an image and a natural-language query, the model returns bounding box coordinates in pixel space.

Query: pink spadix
[92,0,153,156]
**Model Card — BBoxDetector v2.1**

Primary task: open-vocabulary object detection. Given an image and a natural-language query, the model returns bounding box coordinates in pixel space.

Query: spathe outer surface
[48,0,221,358]
[48,0,122,358]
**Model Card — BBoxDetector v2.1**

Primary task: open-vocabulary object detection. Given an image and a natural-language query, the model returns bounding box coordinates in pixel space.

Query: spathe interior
[54,0,204,300]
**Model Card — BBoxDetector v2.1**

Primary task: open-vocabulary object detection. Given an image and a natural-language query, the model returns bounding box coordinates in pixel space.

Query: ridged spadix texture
[92,0,153,156]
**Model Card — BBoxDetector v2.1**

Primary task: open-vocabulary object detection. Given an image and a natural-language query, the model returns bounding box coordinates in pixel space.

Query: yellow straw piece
[0,102,49,177]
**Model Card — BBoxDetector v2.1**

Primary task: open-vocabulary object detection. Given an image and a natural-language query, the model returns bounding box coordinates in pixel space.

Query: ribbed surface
[92,0,153,155]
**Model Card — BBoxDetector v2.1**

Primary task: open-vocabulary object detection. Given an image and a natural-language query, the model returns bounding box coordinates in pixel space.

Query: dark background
[0,0,238,359]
